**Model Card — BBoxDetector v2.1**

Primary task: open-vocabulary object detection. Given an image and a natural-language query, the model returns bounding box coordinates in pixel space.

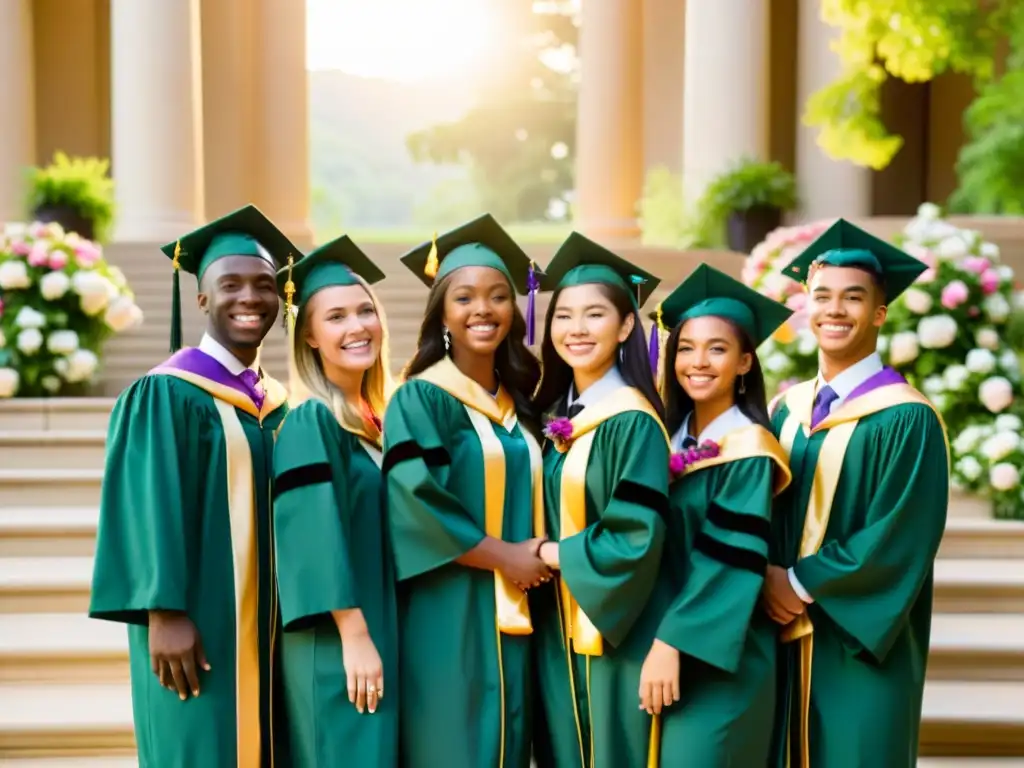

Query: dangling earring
[443,326,451,352]
[739,374,747,394]
[618,344,624,364]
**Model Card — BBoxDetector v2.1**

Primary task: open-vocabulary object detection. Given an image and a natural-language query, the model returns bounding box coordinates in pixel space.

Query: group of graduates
[89,204,950,768]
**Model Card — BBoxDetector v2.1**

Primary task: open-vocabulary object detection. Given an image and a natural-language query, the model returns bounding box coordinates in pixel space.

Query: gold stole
[777,378,948,768]
[150,368,288,768]
[553,387,670,657]
[415,357,542,635]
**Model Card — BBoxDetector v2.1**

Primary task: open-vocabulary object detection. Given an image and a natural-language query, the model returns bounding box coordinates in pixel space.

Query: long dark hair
[403,272,542,439]
[534,282,665,421]
[662,317,771,436]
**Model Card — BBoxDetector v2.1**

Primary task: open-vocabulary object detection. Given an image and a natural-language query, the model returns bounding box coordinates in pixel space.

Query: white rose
[0,367,18,397]
[877,335,890,354]
[979,376,1014,413]
[39,270,71,301]
[14,306,46,329]
[932,393,950,410]
[902,287,933,315]
[922,375,945,396]
[103,296,144,332]
[71,270,114,316]
[954,425,986,454]
[990,463,1021,492]
[1013,290,1024,310]
[965,348,997,375]
[54,357,69,378]
[63,348,99,383]
[955,456,983,481]
[996,414,1023,432]
[796,329,817,356]
[40,375,61,394]
[3,223,27,238]
[917,202,941,220]
[944,365,970,391]
[981,242,1001,259]
[998,265,1015,281]
[0,260,30,289]
[764,351,790,374]
[937,236,969,259]
[46,330,79,355]
[0,329,5,348]
[889,331,920,366]
[1000,351,1021,376]
[981,431,1021,462]
[917,315,958,349]
[983,294,1011,323]
[16,328,43,355]
[975,327,1000,350]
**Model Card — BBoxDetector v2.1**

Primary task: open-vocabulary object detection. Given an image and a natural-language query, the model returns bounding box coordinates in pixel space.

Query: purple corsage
[543,417,574,450]
[669,440,721,478]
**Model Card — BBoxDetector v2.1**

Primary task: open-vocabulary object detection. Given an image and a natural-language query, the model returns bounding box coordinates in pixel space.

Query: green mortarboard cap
[652,263,793,348]
[783,218,926,301]
[277,235,385,307]
[541,232,660,308]
[399,213,536,295]
[159,204,300,352]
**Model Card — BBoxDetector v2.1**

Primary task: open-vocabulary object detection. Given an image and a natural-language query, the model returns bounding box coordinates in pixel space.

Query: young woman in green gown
[530,233,671,768]
[271,237,398,766]
[382,214,551,768]
[637,264,793,766]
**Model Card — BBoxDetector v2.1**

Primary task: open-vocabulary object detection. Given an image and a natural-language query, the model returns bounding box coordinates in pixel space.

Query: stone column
[0,0,35,224]
[682,0,769,203]
[574,0,644,241]
[642,0,686,175]
[110,0,204,241]
[795,0,871,219]
[251,0,313,247]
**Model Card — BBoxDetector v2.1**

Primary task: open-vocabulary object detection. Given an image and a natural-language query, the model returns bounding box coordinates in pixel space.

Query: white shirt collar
[568,365,626,410]
[671,405,752,451]
[198,333,259,377]
[816,351,883,408]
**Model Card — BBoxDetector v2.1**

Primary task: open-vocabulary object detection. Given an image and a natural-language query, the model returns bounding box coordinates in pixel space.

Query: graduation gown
[382,358,543,768]
[768,370,949,768]
[89,347,290,768]
[272,398,398,767]
[654,424,790,767]
[531,387,670,768]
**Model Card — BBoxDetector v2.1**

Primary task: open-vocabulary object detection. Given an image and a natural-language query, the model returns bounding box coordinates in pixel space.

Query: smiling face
[304,283,382,377]
[442,266,514,358]
[674,315,752,405]
[549,283,634,377]
[808,265,886,363]
[198,255,280,351]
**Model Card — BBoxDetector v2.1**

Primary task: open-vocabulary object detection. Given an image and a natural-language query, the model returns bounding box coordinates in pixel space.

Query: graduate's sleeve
[89,376,194,625]
[382,380,485,581]
[656,458,774,673]
[792,404,949,662]
[273,400,357,631]
[559,412,669,648]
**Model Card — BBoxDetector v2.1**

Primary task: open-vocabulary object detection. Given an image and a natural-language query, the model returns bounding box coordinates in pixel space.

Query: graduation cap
[400,213,542,342]
[541,232,661,309]
[782,218,927,302]
[159,204,300,352]
[277,235,385,311]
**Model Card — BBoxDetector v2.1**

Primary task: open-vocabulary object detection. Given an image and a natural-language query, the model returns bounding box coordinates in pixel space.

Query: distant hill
[309,70,477,233]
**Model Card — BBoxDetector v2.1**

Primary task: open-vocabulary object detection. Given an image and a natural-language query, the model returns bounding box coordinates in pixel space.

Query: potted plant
[698,157,799,252]
[26,152,116,243]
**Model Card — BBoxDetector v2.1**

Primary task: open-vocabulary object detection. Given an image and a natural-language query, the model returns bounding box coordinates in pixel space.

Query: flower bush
[743,203,1024,519]
[0,221,143,397]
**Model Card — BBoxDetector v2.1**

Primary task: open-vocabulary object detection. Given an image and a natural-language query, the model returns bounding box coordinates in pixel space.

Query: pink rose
[48,249,68,270]
[74,240,102,268]
[29,222,48,238]
[10,239,31,256]
[980,269,1000,295]
[785,292,807,312]
[940,280,970,309]
[0,297,4,317]
[917,268,936,284]
[962,256,991,275]
[27,244,50,267]
[905,243,937,269]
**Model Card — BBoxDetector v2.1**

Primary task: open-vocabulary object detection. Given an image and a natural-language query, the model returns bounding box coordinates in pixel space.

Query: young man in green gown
[89,205,299,768]
[764,219,950,768]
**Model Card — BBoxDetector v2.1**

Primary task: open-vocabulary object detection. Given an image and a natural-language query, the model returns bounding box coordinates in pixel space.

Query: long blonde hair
[289,275,394,434]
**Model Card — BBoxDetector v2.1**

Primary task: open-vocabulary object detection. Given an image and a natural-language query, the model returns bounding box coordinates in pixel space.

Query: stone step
[0,432,107,470]
[0,470,103,508]
[0,507,99,556]
[934,559,1024,614]
[0,557,93,614]
[0,399,114,431]
[0,613,127,683]
[939,519,1024,559]
[928,614,1024,681]
[0,682,134,757]
[0,758,138,767]
[920,680,1024,756]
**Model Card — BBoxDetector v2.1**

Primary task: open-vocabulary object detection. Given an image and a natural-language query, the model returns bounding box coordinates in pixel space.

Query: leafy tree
[405,2,578,222]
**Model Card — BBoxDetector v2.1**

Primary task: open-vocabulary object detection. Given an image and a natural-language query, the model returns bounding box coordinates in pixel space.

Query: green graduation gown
[655,423,790,767]
[531,387,670,768]
[272,398,398,767]
[89,363,290,768]
[768,378,949,768]
[382,358,543,768]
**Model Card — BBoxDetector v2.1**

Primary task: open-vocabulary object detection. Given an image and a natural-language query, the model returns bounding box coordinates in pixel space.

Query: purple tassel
[648,323,660,375]
[526,262,539,346]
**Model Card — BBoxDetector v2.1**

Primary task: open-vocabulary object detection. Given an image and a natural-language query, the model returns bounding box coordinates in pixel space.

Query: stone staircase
[0,399,1022,765]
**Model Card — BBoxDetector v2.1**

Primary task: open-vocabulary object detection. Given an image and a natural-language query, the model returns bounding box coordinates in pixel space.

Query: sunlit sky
[306,0,498,82]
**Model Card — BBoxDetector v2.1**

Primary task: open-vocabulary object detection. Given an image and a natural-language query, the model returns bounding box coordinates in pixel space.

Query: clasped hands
[502,538,560,591]
[761,564,807,625]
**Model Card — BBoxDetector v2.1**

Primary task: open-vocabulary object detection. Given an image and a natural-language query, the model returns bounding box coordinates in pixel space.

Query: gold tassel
[424,231,439,278]
[283,254,303,401]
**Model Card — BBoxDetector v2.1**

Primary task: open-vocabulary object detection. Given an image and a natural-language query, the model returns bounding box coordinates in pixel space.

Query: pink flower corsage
[669,440,721,478]
[543,417,574,449]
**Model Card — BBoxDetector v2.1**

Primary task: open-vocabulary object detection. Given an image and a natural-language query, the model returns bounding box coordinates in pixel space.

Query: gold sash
[553,387,669,657]
[777,379,948,768]
[681,424,792,495]
[150,366,288,423]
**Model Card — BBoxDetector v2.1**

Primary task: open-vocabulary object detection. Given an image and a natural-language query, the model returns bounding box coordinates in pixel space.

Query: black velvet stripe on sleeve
[612,479,670,516]
[694,532,767,575]
[706,505,771,543]
[274,462,333,499]
[382,440,452,475]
